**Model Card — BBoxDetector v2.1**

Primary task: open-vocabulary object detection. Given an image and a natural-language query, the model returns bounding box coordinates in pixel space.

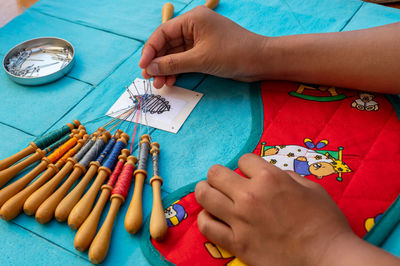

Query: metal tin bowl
[3,37,75,86]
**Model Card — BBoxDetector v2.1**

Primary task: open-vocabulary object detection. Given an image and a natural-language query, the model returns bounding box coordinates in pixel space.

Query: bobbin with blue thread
[35,132,112,224]
[125,134,151,234]
[58,130,122,225]
[53,132,112,222]
[68,133,130,230]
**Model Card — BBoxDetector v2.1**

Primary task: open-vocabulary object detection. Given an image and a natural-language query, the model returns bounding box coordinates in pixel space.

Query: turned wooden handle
[74,187,111,251]
[89,197,123,264]
[35,166,84,224]
[68,170,109,230]
[0,143,37,171]
[24,161,74,216]
[0,165,58,221]
[125,172,146,234]
[0,160,48,207]
[204,0,220,9]
[55,162,100,222]
[150,179,168,241]
[0,149,45,188]
[162,3,174,23]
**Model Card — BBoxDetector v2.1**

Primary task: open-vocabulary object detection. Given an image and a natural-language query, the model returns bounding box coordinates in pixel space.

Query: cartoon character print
[204,242,246,266]
[164,201,188,227]
[351,93,379,111]
[260,138,351,181]
[289,83,346,102]
[365,213,383,232]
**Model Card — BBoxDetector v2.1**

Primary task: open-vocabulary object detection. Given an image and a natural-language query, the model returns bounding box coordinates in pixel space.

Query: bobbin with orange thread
[0,120,80,172]
[36,132,111,224]
[89,155,138,264]
[0,134,89,221]
[68,133,130,230]
[22,129,101,217]
[125,134,151,234]
[0,131,85,208]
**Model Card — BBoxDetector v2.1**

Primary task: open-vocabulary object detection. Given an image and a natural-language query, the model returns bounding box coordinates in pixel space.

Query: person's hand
[139,6,267,88]
[195,153,364,266]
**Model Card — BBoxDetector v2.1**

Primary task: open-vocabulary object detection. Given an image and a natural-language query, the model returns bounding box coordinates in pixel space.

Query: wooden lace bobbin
[149,142,168,241]
[0,135,89,221]
[0,125,86,188]
[0,130,86,207]
[23,131,99,216]
[125,134,151,234]
[36,133,111,224]
[162,3,174,23]
[205,0,220,9]
[74,150,130,251]
[68,133,130,230]
[55,132,121,223]
[88,155,138,264]
[0,120,80,171]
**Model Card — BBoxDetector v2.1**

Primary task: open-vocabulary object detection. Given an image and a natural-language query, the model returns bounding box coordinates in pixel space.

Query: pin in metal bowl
[3,37,75,86]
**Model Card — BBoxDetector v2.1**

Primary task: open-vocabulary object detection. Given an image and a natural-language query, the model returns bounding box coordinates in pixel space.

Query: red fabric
[152,81,400,265]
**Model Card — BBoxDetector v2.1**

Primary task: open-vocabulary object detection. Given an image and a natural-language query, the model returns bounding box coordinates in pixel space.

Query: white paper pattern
[106,79,203,133]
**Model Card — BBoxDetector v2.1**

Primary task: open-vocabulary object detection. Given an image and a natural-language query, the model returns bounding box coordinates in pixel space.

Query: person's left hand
[195,153,353,266]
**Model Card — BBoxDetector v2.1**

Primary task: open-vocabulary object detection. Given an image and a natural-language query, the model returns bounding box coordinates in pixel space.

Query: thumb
[146,50,199,76]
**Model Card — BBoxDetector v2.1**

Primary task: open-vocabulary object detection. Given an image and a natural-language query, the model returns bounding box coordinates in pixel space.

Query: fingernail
[146,62,159,75]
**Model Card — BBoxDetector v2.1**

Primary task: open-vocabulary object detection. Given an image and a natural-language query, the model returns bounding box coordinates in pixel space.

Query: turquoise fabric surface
[1,0,400,264]
[0,10,142,85]
[0,69,92,136]
[31,0,190,41]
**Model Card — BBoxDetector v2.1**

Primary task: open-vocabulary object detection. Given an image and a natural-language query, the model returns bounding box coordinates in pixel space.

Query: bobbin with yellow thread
[0,134,89,221]
[68,133,130,230]
[125,134,151,234]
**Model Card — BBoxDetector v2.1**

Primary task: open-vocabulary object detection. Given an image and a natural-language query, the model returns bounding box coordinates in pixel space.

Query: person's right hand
[139,6,268,88]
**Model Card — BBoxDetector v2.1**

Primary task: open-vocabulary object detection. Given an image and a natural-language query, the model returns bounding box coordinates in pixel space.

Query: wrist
[249,35,293,82]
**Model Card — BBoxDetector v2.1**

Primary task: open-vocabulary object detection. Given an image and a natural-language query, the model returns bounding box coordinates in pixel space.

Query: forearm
[319,232,400,266]
[258,22,400,94]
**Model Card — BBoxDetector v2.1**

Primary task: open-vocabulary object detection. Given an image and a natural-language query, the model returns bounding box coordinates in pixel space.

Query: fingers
[165,75,176,86]
[238,153,283,180]
[197,210,234,251]
[153,76,166,89]
[139,14,190,69]
[285,170,325,191]
[146,49,200,76]
[206,165,246,201]
[195,180,234,224]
